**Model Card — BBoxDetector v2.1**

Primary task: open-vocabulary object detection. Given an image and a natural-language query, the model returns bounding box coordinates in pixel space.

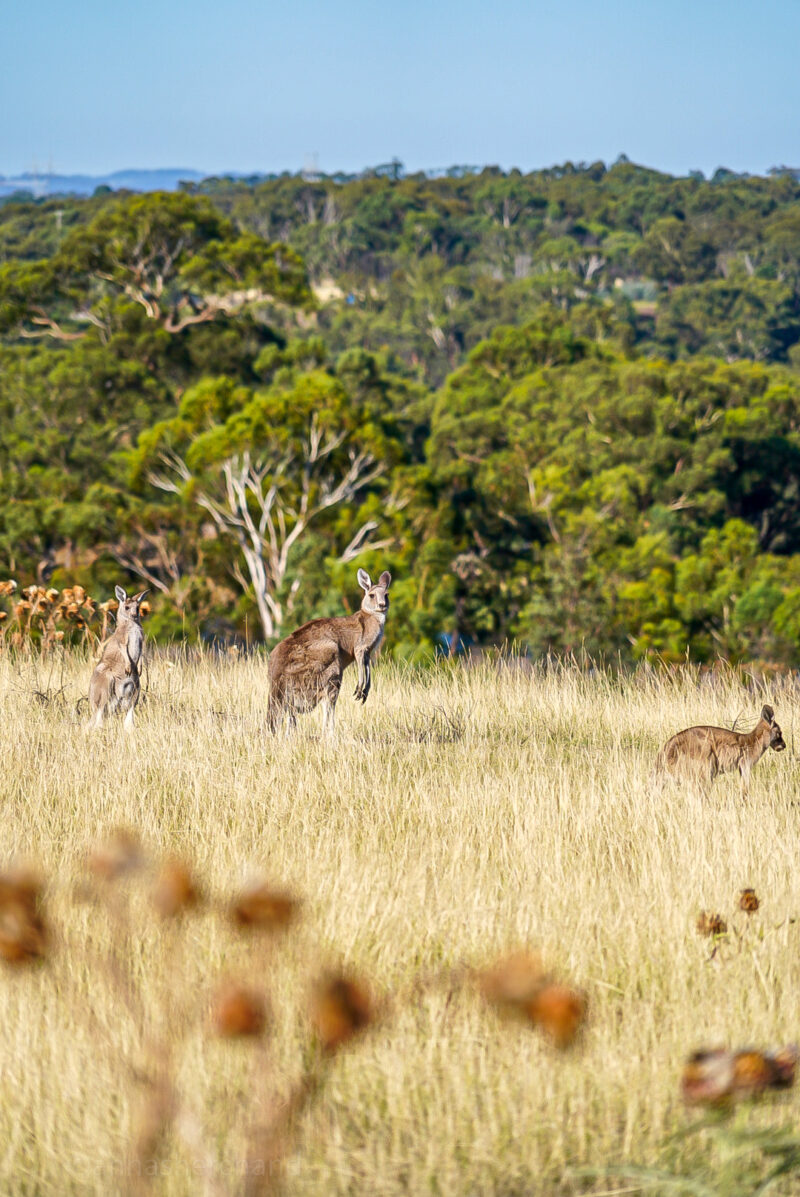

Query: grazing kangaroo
[267,568,391,735]
[656,705,785,794]
[87,586,149,731]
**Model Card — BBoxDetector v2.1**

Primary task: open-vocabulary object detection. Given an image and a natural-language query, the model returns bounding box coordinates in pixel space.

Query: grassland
[1,649,799,1195]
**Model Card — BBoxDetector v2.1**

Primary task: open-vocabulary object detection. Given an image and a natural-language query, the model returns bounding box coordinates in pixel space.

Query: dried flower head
[527,984,587,1048]
[696,911,728,937]
[478,950,546,1007]
[0,867,44,909]
[139,601,151,618]
[681,1049,736,1105]
[211,982,268,1038]
[311,974,373,1053]
[129,1077,175,1178]
[0,580,17,597]
[152,859,200,918]
[45,588,60,603]
[230,881,300,931]
[87,828,143,881]
[739,889,760,914]
[0,868,47,964]
[768,1045,799,1087]
[682,1045,797,1105]
[733,1050,776,1094]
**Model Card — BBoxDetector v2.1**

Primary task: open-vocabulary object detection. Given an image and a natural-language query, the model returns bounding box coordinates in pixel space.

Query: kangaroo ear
[357,568,372,592]
[762,704,775,724]
[378,571,392,589]
[115,585,127,603]
[133,590,150,603]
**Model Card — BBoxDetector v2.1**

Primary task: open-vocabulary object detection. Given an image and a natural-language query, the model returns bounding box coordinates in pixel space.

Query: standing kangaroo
[87,586,149,731]
[656,705,786,794]
[267,569,391,735]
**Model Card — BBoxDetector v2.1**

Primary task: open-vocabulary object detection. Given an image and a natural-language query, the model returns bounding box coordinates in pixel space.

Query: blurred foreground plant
[1,833,596,1195]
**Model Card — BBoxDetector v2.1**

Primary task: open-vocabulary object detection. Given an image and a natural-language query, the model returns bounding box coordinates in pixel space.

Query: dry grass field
[1,648,800,1195]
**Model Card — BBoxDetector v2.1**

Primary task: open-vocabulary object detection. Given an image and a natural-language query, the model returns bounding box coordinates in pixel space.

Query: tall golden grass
[0,648,799,1194]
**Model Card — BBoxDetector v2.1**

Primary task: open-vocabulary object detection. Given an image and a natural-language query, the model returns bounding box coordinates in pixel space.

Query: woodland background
[3,157,800,663]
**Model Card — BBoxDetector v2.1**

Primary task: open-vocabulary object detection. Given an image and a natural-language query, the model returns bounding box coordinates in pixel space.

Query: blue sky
[2,0,798,178]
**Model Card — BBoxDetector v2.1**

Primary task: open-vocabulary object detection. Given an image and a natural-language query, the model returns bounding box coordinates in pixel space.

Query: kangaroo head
[114,585,149,625]
[761,704,786,752]
[357,568,391,617]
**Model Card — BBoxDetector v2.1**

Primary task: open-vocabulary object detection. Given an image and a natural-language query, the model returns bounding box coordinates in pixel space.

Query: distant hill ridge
[4,159,800,199]
[0,168,209,198]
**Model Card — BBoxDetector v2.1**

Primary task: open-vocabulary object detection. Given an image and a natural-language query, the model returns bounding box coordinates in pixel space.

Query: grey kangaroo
[87,586,148,731]
[267,568,391,735]
[656,705,785,794]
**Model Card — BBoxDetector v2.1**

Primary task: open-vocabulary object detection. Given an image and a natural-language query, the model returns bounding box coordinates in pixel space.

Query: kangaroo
[267,568,391,735]
[656,705,785,794]
[87,586,149,731]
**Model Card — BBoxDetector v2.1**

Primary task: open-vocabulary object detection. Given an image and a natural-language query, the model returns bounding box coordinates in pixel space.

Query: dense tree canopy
[2,165,800,664]
[0,192,310,342]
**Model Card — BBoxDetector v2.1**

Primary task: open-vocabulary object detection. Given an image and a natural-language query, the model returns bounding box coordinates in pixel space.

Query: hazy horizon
[0,154,794,187]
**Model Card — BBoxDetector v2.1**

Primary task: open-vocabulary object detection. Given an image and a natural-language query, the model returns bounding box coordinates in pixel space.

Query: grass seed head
[696,911,727,937]
[211,982,268,1038]
[311,974,373,1053]
[739,888,760,913]
[152,859,200,918]
[231,881,300,931]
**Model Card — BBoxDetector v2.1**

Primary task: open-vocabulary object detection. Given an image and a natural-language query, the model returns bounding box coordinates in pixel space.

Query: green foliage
[182,161,800,382]
[3,175,800,662]
[0,191,311,341]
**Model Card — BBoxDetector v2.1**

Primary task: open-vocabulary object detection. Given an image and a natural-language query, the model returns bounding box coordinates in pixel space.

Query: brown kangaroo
[656,705,785,793]
[87,586,149,731]
[267,568,391,735]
